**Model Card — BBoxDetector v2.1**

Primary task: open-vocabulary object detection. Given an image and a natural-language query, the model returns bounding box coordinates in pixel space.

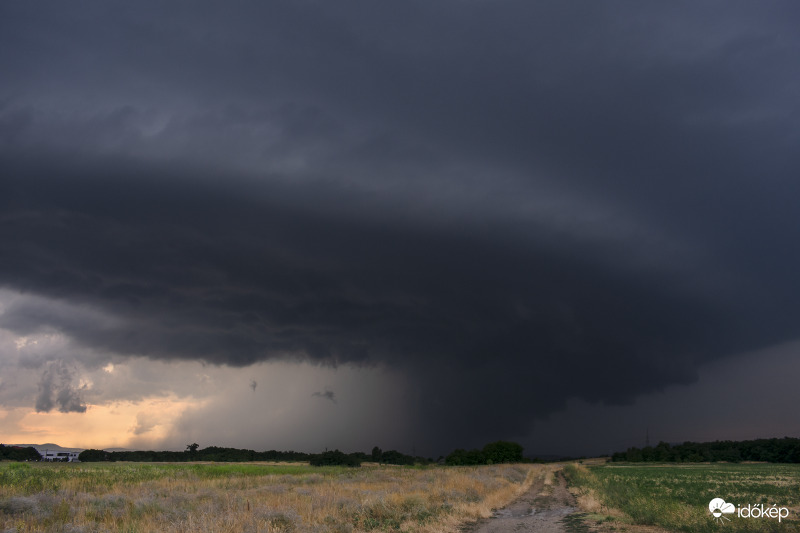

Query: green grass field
[564,462,800,532]
[1,461,321,494]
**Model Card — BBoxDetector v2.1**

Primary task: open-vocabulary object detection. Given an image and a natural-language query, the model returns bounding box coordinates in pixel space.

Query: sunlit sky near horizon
[2,1,800,457]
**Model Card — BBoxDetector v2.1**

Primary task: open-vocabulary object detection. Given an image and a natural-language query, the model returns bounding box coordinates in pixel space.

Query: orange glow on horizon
[0,396,199,449]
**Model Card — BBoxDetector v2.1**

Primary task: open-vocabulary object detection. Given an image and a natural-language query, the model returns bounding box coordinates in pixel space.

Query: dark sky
[1,1,800,456]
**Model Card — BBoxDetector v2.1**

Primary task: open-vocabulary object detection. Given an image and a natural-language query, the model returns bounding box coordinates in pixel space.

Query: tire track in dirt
[468,466,578,533]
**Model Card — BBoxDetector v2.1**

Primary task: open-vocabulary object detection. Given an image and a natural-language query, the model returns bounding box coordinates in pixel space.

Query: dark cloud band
[2,0,800,452]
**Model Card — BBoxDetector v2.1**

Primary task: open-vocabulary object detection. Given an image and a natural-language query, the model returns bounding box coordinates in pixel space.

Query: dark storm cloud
[2,1,800,452]
[35,360,87,413]
[312,389,337,404]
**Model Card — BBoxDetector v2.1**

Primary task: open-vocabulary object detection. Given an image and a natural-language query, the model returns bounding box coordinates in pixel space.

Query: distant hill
[9,443,135,453]
[10,443,84,453]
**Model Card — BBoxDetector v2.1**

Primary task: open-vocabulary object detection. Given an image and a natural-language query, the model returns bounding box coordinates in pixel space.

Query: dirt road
[468,465,578,533]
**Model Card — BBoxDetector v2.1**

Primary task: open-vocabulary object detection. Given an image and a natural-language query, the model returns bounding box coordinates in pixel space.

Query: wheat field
[0,461,539,533]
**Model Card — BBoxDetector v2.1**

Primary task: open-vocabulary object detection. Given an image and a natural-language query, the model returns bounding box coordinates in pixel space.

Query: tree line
[2,439,529,466]
[612,437,800,463]
[12,438,800,465]
[78,446,313,463]
[76,441,528,466]
[445,441,524,465]
[0,444,41,462]
[77,444,432,467]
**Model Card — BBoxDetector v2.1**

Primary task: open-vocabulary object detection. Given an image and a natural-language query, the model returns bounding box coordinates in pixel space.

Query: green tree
[482,441,524,464]
[0,444,41,461]
[310,450,361,467]
[371,446,382,463]
[446,448,486,465]
[78,449,108,462]
[381,450,414,465]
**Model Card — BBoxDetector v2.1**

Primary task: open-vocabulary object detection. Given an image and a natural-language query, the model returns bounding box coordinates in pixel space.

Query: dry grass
[0,462,538,533]
[565,464,626,519]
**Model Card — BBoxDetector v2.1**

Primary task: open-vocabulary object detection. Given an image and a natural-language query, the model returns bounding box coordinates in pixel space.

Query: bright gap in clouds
[0,397,195,449]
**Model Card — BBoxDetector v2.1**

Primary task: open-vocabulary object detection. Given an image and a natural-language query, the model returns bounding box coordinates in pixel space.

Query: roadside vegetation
[564,462,800,532]
[0,461,536,533]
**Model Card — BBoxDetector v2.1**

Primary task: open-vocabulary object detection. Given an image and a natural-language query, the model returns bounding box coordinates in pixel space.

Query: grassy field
[564,462,800,532]
[0,461,538,533]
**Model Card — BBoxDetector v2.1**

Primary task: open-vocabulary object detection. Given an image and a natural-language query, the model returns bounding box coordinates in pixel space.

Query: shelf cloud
[2,0,800,454]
